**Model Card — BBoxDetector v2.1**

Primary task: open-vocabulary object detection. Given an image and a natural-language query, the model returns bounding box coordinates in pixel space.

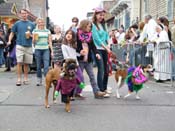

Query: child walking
[61,29,84,99]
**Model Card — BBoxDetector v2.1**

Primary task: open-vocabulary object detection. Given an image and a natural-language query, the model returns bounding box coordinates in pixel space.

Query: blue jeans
[172,48,175,79]
[0,48,4,66]
[35,49,50,78]
[79,61,100,94]
[95,50,108,92]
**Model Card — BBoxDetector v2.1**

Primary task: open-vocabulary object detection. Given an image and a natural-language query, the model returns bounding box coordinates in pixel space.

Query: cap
[93,7,106,13]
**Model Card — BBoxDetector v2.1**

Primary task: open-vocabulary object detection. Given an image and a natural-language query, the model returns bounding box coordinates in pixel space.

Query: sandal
[16,81,21,86]
[23,80,29,85]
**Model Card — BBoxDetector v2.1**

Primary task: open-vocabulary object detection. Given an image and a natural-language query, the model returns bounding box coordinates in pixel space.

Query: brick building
[140,0,175,23]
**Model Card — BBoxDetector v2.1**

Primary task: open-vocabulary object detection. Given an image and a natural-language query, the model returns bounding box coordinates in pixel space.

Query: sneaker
[23,80,29,85]
[4,68,11,72]
[136,95,141,100]
[94,91,105,99]
[103,93,110,98]
[36,78,42,86]
[75,94,86,100]
[105,90,112,94]
[70,97,75,101]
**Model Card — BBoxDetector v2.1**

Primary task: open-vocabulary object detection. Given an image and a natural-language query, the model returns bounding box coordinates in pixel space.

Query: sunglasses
[72,20,78,23]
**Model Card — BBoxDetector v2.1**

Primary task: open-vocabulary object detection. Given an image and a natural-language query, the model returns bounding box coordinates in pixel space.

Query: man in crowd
[7,9,35,86]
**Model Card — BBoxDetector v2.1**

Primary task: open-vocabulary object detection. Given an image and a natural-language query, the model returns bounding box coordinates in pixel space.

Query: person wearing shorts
[7,9,35,86]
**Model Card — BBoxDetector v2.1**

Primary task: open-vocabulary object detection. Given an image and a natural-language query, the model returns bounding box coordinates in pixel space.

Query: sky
[48,0,102,30]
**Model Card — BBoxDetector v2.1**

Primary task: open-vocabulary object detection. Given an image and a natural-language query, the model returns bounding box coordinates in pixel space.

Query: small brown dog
[45,67,61,108]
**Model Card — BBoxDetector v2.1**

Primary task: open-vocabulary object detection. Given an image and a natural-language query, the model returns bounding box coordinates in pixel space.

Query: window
[114,18,119,29]
[167,0,174,20]
[125,11,130,30]
[144,0,148,14]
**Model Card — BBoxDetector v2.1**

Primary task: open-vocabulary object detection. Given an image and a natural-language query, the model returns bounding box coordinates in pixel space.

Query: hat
[93,7,106,13]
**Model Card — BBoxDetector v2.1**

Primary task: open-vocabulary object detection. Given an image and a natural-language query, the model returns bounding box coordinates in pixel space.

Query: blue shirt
[92,23,109,50]
[12,20,35,47]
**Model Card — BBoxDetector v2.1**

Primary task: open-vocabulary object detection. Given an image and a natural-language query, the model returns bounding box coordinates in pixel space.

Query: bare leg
[23,64,28,81]
[17,63,22,82]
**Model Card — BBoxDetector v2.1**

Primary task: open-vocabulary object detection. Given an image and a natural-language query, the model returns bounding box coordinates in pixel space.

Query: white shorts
[16,45,33,64]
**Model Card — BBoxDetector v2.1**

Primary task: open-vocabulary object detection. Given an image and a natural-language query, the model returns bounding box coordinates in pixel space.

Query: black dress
[52,35,64,64]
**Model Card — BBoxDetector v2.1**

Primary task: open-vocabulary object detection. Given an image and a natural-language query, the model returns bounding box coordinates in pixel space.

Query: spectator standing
[91,7,112,97]
[171,18,175,79]
[4,28,16,71]
[7,9,35,86]
[70,17,79,33]
[153,24,170,82]
[52,25,64,69]
[138,15,157,65]
[0,29,6,68]
[32,18,53,86]
[76,19,105,98]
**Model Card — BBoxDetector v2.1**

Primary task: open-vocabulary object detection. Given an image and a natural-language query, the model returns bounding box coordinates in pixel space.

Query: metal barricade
[111,44,125,62]
[112,41,175,87]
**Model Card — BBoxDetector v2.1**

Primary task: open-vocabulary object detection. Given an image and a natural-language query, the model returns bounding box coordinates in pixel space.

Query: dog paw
[116,94,121,99]
[45,105,50,108]
[136,96,141,100]
[53,100,57,104]
[124,93,131,99]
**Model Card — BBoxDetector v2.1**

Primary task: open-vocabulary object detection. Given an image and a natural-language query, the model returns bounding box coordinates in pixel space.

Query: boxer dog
[45,66,62,108]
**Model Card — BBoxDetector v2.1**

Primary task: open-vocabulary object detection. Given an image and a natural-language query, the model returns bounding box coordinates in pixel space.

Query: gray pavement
[0,67,175,131]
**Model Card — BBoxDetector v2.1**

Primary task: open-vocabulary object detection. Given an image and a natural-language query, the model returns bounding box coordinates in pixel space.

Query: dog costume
[115,64,152,99]
[54,58,85,112]
[125,65,148,93]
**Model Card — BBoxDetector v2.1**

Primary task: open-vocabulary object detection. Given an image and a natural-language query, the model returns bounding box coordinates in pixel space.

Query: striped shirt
[32,29,51,49]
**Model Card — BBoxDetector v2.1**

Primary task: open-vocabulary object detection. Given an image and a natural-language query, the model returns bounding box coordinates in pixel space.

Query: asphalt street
[0,67,175,131]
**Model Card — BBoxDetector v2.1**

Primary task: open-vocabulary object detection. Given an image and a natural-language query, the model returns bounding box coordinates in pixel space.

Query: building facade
[140,0,175,22]
[6,0,49,21]
[109,0,141,30]
[109,0,175,29]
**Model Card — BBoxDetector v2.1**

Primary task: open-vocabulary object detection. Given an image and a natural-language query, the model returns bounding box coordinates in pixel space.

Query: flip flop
[23,80,29,85]
[16,81,21,86]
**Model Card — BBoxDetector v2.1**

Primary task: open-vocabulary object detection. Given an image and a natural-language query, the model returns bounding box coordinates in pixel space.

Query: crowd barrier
[111,41,175,87]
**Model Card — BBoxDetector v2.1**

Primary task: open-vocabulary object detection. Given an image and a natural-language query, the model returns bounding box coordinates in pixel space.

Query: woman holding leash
[76,19,106,98]
[91,7,112,97]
